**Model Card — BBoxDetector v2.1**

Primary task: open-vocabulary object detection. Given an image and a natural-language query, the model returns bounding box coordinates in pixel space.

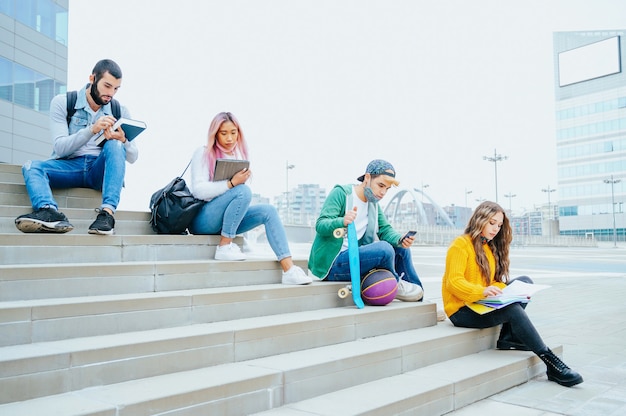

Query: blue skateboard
[334,224,365,309]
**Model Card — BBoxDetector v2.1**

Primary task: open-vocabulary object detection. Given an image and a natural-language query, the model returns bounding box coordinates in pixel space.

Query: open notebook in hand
[466,280,551,314]
[94,117,147,147]
[213,159,250,181]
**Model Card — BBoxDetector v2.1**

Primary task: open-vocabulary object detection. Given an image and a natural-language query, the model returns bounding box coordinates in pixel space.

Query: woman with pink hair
[189,112,311,285]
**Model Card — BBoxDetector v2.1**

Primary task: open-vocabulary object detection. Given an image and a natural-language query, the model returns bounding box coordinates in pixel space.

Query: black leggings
[449,276,548,354]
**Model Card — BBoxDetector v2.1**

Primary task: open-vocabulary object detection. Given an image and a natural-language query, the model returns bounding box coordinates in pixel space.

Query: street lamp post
[421,182,429,202]
[285,161,295,224]
[465,189,472,208]
[504,193,516,213]
[603,175,621,248]
[541,186,556,239]
[483,149,507,203]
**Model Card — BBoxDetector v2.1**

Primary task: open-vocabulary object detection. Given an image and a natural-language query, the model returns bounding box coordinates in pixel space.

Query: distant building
[510,211,544,236]
[275,183,326,225]
[442,204,472,229]
[0,0,69,164]
[553,30,625,241]
[251,193,270,206]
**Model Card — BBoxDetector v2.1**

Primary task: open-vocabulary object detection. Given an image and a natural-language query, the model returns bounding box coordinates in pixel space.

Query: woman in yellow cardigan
[441,201,582,387]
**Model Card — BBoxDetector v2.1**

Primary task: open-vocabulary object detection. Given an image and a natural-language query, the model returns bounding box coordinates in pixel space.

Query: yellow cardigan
[441,234,506,318]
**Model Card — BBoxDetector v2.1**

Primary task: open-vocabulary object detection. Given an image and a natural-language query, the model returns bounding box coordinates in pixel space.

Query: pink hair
[204,112,249,180]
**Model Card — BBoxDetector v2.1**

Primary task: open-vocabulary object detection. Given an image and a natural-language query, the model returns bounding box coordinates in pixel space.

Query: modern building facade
[275,183,327,226]
[553,30,626,241]
[0,0,68,164]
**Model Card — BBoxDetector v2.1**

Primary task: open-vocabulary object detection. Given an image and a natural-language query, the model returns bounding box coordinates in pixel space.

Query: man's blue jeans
[22,140,127,213]
[189,184,292,261]
[324,240,423,287]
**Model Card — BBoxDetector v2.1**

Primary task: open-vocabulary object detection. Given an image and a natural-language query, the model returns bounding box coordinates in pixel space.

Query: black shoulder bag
[149,160,205,234]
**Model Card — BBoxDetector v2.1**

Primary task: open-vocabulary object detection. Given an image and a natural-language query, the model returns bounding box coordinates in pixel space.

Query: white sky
[67,0,626,214]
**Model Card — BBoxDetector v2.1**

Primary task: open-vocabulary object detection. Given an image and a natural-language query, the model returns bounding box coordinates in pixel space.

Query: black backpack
[149,161,205,234]
[65,90,121,125]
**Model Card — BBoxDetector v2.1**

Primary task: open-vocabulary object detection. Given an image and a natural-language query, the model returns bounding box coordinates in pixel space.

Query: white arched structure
[383,188,455,227]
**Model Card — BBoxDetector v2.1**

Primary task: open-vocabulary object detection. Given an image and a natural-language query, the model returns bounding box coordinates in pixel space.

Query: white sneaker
[437,308,447,322]
[214,243,246,261]
[282,266,313,285]
[395,279,424,302]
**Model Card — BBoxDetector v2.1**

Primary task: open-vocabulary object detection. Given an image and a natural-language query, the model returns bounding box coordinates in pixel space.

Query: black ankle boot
[538,349,583,387]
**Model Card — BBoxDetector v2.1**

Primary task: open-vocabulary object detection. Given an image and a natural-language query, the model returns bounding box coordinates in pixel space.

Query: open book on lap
[466,280,551,315]
[213,159,250,182]
[94,117,147,147]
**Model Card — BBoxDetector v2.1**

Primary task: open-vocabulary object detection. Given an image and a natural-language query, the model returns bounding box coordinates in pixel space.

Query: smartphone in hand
[399,230,417,245]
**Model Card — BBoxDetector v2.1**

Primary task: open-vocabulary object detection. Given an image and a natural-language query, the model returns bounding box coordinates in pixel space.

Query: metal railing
[387,223,598,248]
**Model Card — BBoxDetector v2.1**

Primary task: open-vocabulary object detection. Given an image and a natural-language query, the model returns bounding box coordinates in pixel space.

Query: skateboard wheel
[333,228,346,238]
[338,288,350,298]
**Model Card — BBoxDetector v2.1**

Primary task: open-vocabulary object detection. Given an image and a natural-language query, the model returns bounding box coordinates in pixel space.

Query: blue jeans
[449,276,548,354]
[324,240,423,287]
[22,140,127,213]
[189,184,292,261]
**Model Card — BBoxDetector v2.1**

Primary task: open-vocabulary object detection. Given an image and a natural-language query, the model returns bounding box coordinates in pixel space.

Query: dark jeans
[449,276,548,354]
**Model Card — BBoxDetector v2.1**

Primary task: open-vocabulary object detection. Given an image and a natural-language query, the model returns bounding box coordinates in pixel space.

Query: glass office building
[0,0,68,164]
[554,31,626,242]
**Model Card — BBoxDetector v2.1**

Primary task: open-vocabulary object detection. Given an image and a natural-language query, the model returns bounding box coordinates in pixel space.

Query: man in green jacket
[308,160,423,301]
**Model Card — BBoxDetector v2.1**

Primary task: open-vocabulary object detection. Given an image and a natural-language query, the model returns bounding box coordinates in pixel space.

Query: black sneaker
[15,208,74,233]
[88,209,115,235]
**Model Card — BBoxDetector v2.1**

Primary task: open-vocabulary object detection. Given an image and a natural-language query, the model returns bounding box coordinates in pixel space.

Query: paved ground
[255,240,626,415]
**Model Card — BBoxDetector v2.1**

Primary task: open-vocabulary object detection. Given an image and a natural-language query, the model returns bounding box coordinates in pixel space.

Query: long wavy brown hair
[464,201,511,285]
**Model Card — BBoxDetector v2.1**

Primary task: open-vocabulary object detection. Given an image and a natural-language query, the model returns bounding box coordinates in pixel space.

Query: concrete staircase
[0,162,550,415]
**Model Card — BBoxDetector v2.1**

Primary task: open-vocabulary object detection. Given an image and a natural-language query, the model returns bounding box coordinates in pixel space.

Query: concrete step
[0,362,283,416]
[0,183,103,210]
[0,302,437,404]
[0,258,307,301]
[0,203,153,234]
[251,346,555,416]
[0,324,503,415]
[0,281,351,346]
[0,233,232,264]
[0,163,25,185]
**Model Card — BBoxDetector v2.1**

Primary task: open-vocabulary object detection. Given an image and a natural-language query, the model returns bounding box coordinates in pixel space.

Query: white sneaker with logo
[214,242,246,261]
[282,265,313,285]
[395,279,424,302]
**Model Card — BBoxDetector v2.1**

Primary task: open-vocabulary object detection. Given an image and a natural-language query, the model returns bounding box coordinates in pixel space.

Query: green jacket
[308,184,404,279]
